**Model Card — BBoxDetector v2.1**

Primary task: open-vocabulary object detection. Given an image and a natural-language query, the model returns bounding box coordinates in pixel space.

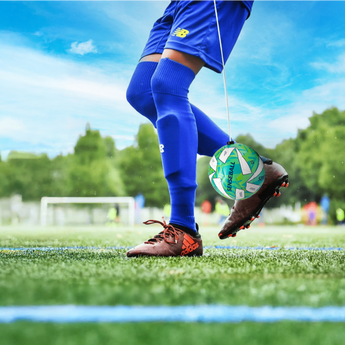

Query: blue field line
[0,305,345,323]
[1,245,344,252]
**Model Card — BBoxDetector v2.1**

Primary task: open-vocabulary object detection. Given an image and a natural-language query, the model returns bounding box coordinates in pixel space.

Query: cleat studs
[277,192,281,197]
[233,234,237,237]
[273,192,277,197]
[240,226,244,230]
[257,215,260,219]
[219,233,223,237]
[251,217,255,221]
[281,182,286,187]
[228,234,232,238]
[246,225,251,229]
[286,182,289,187]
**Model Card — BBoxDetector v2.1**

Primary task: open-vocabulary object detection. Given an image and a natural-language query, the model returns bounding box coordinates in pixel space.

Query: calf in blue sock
[151,58,198,233]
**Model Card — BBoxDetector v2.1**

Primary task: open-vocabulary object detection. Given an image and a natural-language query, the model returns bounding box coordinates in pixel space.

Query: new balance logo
[172,28,189,38]
[181,235,199,256]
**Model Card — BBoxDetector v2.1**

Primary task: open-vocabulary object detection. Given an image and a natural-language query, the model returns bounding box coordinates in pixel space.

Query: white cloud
[69,39,97,55]
[327,39,345,48]
[311,53,345,74]
[0,36,140,156]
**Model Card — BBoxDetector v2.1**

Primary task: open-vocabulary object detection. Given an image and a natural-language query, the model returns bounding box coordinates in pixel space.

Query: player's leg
[127,56,229,157]
[127,50,206,258]
[150,50,202,234]
[126,1,204,257]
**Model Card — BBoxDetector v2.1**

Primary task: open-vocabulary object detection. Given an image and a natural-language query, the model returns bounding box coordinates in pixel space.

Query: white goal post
[40,197,135,227]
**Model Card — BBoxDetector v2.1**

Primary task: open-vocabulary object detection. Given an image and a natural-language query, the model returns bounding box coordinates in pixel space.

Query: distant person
[134,194,145,225]
[201,199,212,226]
[320,195,330,225]
[164,204,172,222]
[302,201,318,226]
[106,205,118,226]
[215,198,230,225]
[126,1,288,257]
[336,208,345,225]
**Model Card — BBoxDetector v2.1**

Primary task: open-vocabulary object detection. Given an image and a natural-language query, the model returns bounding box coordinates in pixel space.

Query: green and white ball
[208,143,265,200]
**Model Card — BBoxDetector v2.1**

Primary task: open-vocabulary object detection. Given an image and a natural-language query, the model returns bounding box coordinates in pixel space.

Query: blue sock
[126,61,159,127]
[126,61,230,157]
[151,59,198,232]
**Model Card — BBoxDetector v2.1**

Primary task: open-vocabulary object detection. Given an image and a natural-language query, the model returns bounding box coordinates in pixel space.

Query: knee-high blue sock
[126,61,159,127]
[126,61,229,157]
[151,59,198,232]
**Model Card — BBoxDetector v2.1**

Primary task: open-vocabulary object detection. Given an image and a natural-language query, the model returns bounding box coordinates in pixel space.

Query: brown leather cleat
[218,158,289,239]
[127,219,203,257]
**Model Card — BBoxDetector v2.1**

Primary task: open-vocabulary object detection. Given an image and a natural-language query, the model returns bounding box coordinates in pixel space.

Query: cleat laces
[143,219,180,245]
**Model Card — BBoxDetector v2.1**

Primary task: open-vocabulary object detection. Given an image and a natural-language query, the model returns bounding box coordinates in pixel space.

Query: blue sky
[1,1,345,159]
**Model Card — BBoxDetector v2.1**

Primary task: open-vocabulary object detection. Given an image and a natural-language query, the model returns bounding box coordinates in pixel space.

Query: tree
[296,108,345,199]
[104,136,117,159]
[118,123,169,207]
[69,125,125,197]
[5,152,54,201]
[235,134,274,159]
[0,160,11,198]
[74,123,107,165]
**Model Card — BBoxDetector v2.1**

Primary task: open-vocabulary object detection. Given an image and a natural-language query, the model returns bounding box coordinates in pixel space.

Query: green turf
[0,225,345,344]
[1,322,345,345]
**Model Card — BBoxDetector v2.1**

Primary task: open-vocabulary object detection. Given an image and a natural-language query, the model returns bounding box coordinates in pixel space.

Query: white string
[213,0,232,144]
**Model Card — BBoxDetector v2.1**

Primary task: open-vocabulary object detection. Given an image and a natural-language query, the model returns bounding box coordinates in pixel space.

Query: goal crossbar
[40,197,135,227]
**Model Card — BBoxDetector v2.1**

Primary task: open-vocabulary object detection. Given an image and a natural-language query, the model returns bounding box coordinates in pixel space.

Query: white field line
[0,305,345,323]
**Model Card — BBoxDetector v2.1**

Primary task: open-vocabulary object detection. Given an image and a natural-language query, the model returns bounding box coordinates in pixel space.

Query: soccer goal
[40,197,135,227]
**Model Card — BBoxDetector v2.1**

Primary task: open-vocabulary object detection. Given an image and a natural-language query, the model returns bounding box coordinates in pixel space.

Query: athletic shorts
[141,1,252,73]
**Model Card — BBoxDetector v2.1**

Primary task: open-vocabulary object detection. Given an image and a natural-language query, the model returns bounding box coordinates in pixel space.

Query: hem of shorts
[164,41,222,73]
[140,49,164,61]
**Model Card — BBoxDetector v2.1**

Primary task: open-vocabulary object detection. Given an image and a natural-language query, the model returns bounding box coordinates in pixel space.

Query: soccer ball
[208,143,265,200]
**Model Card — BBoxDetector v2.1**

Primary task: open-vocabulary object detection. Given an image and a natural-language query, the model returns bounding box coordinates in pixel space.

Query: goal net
[40,197,135,227]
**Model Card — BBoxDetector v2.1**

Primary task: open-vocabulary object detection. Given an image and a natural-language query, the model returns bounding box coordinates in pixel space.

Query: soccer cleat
[218,158,288,240]
[127,219,203,257]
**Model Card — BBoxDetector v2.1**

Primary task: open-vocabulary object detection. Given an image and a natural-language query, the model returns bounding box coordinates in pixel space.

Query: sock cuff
[151,58,195,97]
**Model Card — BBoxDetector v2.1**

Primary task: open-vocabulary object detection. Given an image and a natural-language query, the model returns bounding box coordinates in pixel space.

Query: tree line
[0,108,344,222]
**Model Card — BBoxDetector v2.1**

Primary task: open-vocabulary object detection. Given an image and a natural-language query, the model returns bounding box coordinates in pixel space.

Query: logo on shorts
[159,144,165,153]
[172,28,189,38]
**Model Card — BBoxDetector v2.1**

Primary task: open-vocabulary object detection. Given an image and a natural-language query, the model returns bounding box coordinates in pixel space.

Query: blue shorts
[141,1,252,73]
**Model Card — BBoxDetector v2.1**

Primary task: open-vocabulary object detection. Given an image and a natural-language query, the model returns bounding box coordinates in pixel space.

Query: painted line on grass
[1,246,344,251]
[1,305,345,323]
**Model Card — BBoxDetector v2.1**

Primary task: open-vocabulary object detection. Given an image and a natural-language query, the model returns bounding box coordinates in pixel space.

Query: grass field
[1,224,345,344]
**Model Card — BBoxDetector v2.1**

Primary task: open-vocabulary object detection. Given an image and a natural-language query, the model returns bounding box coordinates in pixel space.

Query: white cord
[213,0,232,144]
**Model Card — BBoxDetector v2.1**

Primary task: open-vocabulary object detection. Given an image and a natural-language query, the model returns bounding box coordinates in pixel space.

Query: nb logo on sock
[172,28,189,38]
[159,144,165,153]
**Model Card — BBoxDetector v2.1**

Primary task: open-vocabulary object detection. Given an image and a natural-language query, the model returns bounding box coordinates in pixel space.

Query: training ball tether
[208,143,265,200]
